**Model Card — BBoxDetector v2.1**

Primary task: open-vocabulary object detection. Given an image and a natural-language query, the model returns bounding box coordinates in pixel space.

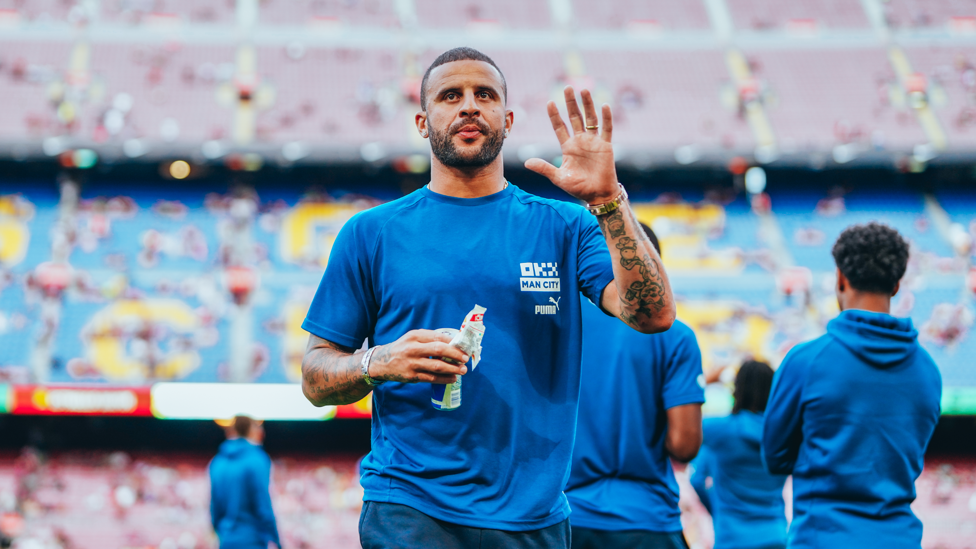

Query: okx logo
[520,262,560,292]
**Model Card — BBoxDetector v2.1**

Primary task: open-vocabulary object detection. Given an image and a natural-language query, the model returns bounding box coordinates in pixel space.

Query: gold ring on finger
[585,125,599,130]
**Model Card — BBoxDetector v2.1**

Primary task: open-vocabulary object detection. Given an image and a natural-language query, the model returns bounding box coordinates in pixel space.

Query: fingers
[418,341,469,364]
[580,89,599,133]
[407,329,453,344]
[416,357,467,376]
[545,101,571,145]
[523,158,559,182]
[563,86,585,134]
[427,373,463,385]
[601,103,613,143]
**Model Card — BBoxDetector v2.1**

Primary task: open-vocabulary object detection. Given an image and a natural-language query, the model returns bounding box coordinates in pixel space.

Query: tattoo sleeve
[596,204,674,331]
[301,335,372,406]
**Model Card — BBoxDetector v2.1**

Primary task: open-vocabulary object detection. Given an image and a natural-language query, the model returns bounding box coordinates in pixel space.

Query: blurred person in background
[763,222,942,549]
[690,360,787,549]
[300,46,675,549]
[209,416,281,549]
[567,223,702,549]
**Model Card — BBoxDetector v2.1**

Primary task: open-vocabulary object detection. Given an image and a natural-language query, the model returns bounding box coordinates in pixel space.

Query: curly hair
[732,360,774,414]
[831,222,909,294]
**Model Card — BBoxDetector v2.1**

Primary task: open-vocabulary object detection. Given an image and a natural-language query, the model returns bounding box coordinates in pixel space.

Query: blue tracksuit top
[762,309,942,549]
[209,438,281,549]
[691,411,788,549]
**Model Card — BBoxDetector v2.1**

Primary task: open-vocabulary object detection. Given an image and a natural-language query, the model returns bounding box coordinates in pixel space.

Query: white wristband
[361,347,383,386]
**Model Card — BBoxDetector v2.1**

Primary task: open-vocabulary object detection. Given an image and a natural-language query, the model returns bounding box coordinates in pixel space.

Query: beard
[429,118,505,168]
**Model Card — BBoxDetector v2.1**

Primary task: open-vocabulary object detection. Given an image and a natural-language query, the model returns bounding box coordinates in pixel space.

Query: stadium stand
[0,42,77,140]
[580,50,752,150]
[89,43,237,144]
[882,0,976,31]
[98,0,237,25]
[257,0,400,28]
[903,45,976,149]
[414,0,552,30]
[571,0,712,31]
[746,48,929,151]
[725,0,873,31]
[254,47,404,144]
[0,448,970,549]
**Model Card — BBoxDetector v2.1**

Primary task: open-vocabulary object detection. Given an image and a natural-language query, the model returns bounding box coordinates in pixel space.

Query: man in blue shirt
[209,416,280,549]
[299,47,676,548]
[763,222,942,549]
[567,224,703,549]
[691,360,788,549]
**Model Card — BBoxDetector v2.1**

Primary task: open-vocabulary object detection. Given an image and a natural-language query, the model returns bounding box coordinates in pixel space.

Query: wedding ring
[585,125,599,130]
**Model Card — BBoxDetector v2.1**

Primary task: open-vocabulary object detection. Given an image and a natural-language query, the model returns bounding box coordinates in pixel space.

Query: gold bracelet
[586,184,628,216]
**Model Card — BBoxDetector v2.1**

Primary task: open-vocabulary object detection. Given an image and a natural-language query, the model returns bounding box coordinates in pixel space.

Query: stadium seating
[579,50,752,150]
[414,0,552,29]
[1,449,970,549]
[746,48,929,151]
[882,0,976,31]
[254,47,404,144]
[0,42,77,140]
[89,43,236,144]
[725,0,873,31]
[903,46,976,149]
[571,0,712,31]
[257,0,400,28]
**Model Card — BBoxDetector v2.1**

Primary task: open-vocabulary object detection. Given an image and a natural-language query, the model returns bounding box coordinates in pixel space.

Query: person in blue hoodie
[210,416,281,549]
[691,360,788,549]
[763,222,942,549]
[567,223,704,549]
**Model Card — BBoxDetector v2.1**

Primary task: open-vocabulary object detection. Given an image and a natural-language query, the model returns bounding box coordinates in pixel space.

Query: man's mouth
[455,125,484,140]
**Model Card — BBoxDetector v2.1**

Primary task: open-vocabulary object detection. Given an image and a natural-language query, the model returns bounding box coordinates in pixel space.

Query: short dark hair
[732,360,774,414]
[420,47,507,111]
[233,415,253,438]
[639,222,661,257]
[831,222,909,294]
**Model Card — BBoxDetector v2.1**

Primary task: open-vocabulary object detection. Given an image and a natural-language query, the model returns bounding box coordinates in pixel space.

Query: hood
[217,438,256,459]
[736,410,764,445]
[826,309,919,369]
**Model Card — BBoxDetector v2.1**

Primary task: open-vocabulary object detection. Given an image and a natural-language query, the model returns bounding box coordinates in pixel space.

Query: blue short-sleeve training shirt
[302,183,614,531]
[566,302,704,532]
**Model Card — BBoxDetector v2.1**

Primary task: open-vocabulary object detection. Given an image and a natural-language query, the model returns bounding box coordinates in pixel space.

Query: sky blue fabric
[303,184,614,531]
[691,412,788,549]
[209,438,280,549]
[566,303,704,532]
[763,309,942,549]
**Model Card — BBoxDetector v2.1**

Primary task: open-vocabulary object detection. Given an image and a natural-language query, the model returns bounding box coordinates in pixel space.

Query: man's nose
[459,91,480,117]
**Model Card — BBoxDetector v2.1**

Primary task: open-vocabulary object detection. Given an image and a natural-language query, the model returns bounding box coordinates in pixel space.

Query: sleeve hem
[664,393,706,410]
[301,319,365,350]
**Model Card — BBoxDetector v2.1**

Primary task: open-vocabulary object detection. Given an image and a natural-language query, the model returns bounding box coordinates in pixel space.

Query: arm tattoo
[301,337,371,406]
[598,207,669,328]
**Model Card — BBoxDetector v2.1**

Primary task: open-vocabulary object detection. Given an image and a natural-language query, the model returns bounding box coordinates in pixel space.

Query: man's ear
[415,111,428,138]
[891,280,900,296]
[836,268,846,292]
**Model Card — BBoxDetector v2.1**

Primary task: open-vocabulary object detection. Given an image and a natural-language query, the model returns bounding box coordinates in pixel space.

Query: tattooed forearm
[600,208,627,238]
[615,237,668,319]
[301,336,372,406]
[597,201,675,332]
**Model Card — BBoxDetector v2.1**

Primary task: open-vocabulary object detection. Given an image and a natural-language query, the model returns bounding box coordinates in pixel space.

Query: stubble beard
[429,121,505,169]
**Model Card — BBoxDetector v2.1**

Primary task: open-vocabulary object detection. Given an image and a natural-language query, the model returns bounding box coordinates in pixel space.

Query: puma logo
[549,297,561,311]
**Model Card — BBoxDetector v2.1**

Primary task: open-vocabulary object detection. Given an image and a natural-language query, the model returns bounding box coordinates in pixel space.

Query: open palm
[525,86,620,205]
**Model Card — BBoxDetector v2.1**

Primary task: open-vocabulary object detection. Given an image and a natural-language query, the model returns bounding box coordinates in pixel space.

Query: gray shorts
[359,501,570,549]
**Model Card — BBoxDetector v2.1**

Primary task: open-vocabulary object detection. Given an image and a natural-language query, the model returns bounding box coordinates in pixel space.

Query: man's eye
[445,93,457,100]
[479,91,490,99]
